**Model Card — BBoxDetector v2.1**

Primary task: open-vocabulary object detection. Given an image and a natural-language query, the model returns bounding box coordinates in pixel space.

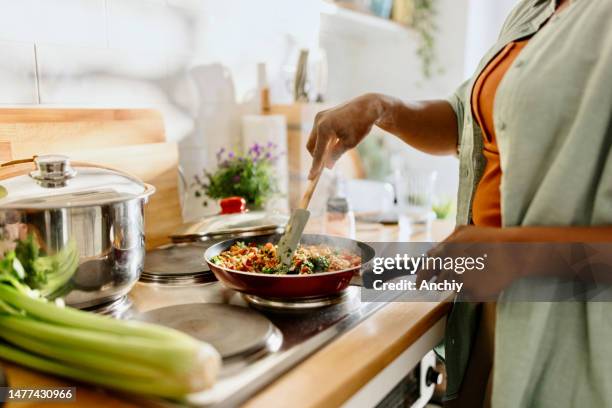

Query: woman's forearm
[373,94,460,156]
[434,225,612,295]
[500,226,612,243]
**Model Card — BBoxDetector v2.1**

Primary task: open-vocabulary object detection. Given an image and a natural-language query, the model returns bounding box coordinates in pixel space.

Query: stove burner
[243,288,356,311]
[84,296,132,318]
[140,243,216,285]
[133,303,282,359]
[139,273,216,285]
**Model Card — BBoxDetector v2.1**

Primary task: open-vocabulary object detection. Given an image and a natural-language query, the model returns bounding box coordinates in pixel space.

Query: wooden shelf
[322,0,413,35]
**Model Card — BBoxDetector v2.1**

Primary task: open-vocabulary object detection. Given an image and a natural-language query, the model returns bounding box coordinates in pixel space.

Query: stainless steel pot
[0,155,155,308]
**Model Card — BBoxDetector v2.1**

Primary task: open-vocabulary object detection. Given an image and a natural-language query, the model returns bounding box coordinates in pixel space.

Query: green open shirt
[444,0,612,405]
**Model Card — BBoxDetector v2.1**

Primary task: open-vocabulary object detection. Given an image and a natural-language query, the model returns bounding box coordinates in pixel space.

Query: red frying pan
[205,233,375,299]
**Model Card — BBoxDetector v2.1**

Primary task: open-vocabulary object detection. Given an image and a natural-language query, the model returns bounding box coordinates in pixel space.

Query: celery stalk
[0,285,190,342]
[0,235,222,398]
[0,299,20,315]
[0,331,164,380]
[0,342,194,398]
[0,315,196,374]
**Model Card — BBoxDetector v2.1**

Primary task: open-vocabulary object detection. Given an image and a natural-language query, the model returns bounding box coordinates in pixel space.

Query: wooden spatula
[277,156,327,268]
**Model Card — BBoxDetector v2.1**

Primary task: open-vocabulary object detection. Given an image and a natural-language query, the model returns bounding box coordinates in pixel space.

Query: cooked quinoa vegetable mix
[210,242,361,275]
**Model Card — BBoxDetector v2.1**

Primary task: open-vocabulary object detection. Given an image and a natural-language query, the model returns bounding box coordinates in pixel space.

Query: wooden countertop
[2,220,455,408]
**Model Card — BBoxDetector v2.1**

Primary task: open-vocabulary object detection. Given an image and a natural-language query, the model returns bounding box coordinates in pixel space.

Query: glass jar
[325,196,356,239]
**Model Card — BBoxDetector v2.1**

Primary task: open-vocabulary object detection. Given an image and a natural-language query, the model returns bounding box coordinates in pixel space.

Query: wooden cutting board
[0,108,165,158]
[68,143,182,249]
[0,108,182,248]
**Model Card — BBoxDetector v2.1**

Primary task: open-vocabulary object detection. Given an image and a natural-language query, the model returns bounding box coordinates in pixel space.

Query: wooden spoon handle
[299,171,322,210]
[299,137,334,210]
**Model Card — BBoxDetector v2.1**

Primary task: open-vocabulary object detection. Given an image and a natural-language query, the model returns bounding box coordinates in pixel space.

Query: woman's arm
[375,96,460,156]
[418,225,612,298]
[306,93,459,178]
[444,225,612,243]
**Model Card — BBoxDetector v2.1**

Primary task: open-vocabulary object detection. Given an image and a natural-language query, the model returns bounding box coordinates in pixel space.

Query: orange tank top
[471,38,531,227]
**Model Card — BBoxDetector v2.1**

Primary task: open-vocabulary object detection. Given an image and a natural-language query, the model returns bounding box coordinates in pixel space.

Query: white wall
[464,0,518,76]
[320,0,469,199]
[0,0,477,217]
[0,0,322,220]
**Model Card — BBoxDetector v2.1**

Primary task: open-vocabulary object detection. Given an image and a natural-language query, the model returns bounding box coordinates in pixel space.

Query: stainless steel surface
[29,155,77,188]
[134,303,282,360]
[243,290,353,310]
[0,155,153,208]
[127,282,386,407]
[0,156,155,308]
[140,243,217,285]
[144,243,210,275]
[169,212,287,243]
[85,296,133,317]
[139,273,216,286]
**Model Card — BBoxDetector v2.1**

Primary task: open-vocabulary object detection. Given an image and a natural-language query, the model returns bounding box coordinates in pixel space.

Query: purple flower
[228,151,235,159]
[232,174,241,182]
[249,143,262,158]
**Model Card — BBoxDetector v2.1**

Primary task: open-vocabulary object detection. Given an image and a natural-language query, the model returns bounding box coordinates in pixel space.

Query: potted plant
[193,142,281,210]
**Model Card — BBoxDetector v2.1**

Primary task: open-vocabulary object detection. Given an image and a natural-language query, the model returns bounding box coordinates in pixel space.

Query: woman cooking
[306,0,612,407]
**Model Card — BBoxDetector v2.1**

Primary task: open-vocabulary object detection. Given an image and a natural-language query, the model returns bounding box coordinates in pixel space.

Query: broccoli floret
[309,256,330,272]
[262,264,290,275]
[299,260,315,274]
[261,266,276,274]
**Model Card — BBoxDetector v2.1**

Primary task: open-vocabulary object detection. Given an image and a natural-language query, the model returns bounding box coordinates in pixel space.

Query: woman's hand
[415,226,521,300]
[306,96,461,179]
[306,93,385,179]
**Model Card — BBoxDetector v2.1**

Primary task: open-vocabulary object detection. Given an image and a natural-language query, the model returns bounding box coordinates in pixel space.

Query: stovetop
[119,280,386,407]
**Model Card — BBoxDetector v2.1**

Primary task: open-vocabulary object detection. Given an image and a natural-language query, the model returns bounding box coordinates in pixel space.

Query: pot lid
[0,155,155,209]
[170,211,288,241]
[140,243,218,285]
